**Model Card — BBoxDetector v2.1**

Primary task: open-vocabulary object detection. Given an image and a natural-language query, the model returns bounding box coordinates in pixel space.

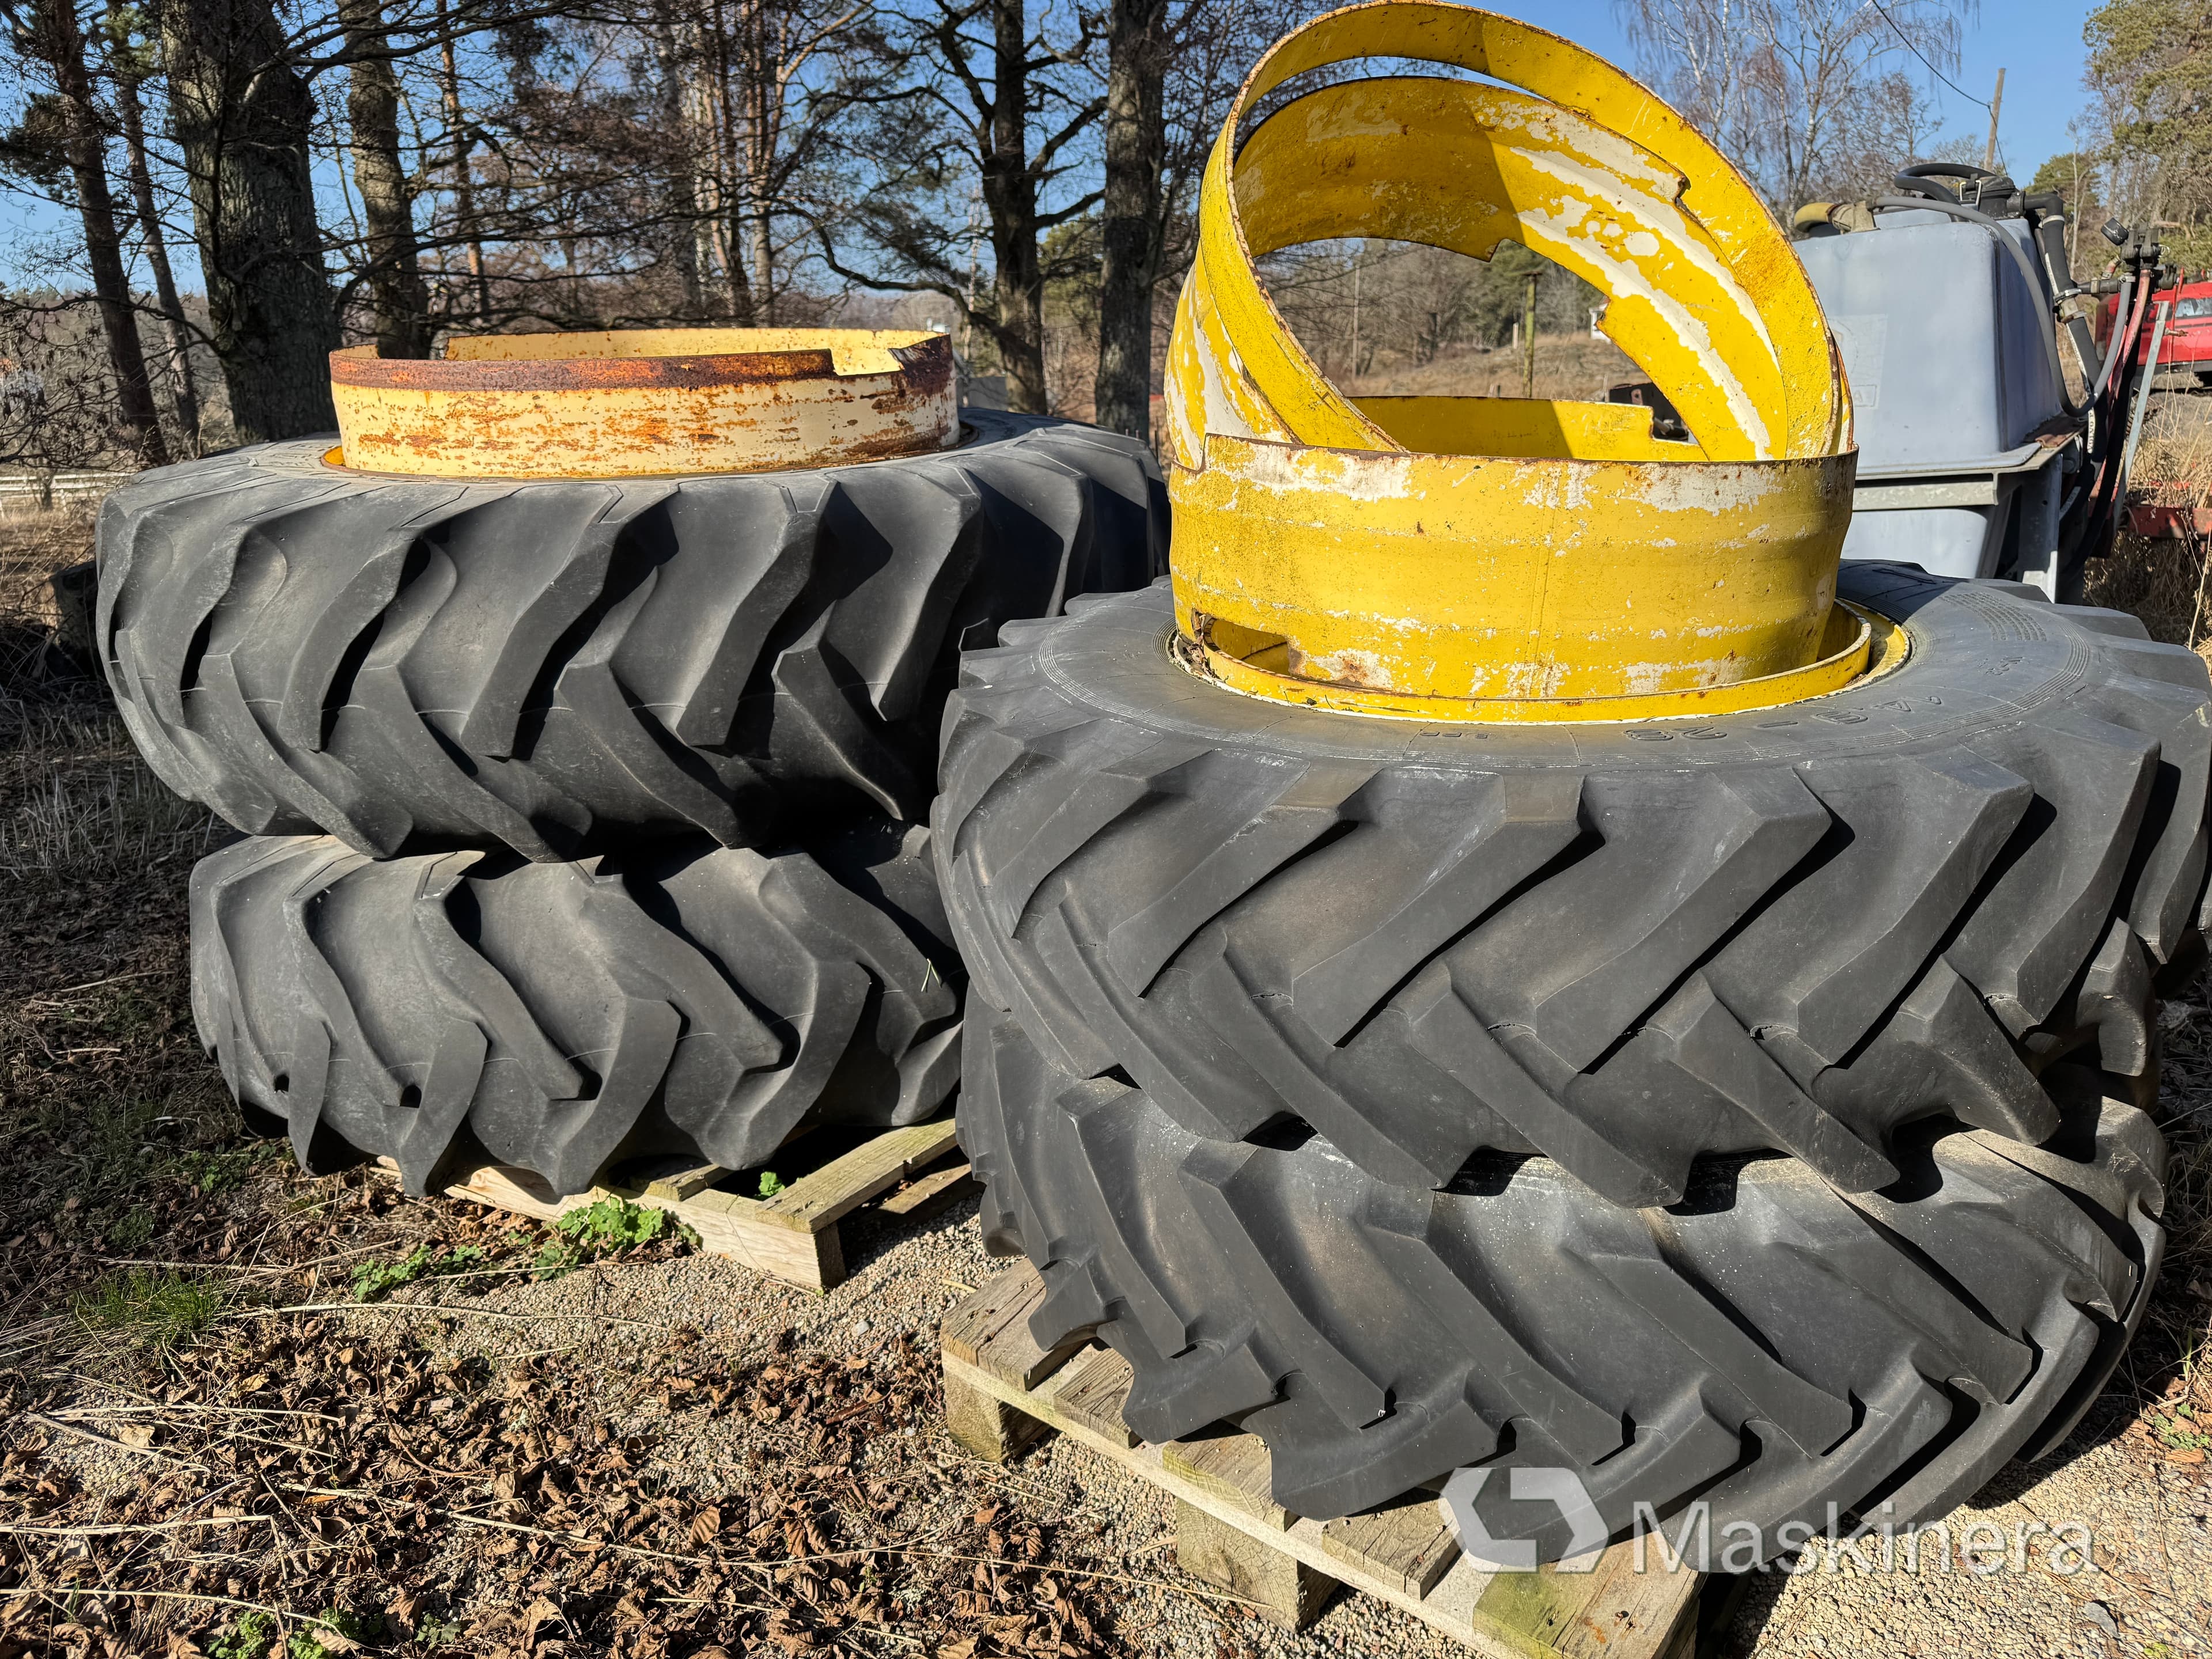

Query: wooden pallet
[385,1116,974,1290]
[941,1264,1710,1659]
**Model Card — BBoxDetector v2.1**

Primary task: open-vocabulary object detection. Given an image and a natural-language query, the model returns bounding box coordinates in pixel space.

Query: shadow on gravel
[836,1181,986,1281]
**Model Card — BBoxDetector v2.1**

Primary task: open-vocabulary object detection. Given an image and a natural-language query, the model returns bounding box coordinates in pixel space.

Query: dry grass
[2081,529,2212,652]
[0,741,224,879]
[2081,393,2212,666]
[2132,397,2212,513]
[0,507,222,882]
[0,503,96,627]
[1344,331,1642,403]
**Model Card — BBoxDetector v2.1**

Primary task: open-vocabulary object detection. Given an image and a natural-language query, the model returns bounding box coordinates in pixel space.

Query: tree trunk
[743,4,775,321]
[109,36,203,453]
[28,0,168,464]
[1093,0,1168,441]
[160,0,338,442]
[751,192,774,323]
[983,0,1047,413]
[340,0,430,357]
[711,10,757,328]
[652,18,706,317]
[434,0,488,322]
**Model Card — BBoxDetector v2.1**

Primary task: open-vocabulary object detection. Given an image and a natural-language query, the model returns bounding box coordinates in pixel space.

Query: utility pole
[1349,245,1363,381]
[1521,272,1538,397]
[1982,69,2006,172]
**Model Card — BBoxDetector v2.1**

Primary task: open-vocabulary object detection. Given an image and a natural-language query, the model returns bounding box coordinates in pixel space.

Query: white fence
[0,471,136,515]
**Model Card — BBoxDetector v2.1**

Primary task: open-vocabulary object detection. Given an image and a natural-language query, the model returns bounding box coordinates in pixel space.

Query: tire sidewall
[1023,566,2140,775]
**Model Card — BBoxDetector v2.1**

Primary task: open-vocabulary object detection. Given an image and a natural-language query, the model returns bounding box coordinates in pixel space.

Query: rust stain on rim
[329,327,959,479]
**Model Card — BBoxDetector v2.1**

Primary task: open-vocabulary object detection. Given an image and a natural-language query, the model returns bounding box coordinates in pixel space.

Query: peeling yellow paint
[329,328,957,479]
[1162,1,1857,719]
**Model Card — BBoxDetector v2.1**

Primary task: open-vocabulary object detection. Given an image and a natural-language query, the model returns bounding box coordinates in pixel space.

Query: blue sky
[0,0,2104,289]
[1519,0,2098,181]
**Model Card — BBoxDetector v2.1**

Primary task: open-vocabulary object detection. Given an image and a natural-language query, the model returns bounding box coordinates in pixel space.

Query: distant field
[1344,331,1643,403]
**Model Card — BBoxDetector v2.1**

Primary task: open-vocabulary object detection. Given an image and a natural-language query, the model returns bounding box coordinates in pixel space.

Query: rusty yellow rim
[1162,2,1857,718]
[1187,600,1899,724]
[329,327,957,479]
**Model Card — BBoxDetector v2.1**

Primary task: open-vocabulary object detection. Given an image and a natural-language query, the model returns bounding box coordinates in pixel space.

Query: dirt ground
[3,467,2211,1659]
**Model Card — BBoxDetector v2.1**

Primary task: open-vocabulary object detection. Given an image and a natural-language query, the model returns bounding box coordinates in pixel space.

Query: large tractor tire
[192,819,961,1196]
[102,411,1164,862]
[963,1007,2166,1550]
[935,567,2210,1210]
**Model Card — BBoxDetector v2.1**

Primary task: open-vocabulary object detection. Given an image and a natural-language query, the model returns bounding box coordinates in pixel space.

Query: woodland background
[0,0,2203,474]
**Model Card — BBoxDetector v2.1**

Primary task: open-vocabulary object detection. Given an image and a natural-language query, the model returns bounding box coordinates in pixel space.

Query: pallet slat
[1321,1490,1459,1599]
[942,1260,1089,1387]
[380,1116,964,1291]
[938,1264,1703,1659]
[759,1118,961,1231]
[1162,1434,1290,1529]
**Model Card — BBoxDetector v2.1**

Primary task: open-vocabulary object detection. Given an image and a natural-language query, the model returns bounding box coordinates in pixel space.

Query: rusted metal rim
[1182,600,1899,725]
[329,328,958,479]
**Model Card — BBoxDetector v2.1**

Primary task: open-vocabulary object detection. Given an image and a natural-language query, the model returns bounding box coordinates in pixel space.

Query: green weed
[533,1196,695,1279]
[208,1611,275,1659]
[2151,1404,2211,1451]
[289,1608,380,1657]
[171,1141,280,1195]
[351,1244,487,1304]
[71,1268,226,1351]
[52,1093,165,1202]
[756,1169,785,1198]
[109,1205,154,1250]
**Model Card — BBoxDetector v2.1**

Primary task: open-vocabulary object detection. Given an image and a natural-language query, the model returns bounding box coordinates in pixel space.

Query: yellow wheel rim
[329,328,957,479]
[1164,2,1859,719]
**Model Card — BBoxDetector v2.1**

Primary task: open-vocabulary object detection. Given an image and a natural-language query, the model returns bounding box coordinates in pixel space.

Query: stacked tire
[935,565,2205,1564]
[100,411,1164,1194]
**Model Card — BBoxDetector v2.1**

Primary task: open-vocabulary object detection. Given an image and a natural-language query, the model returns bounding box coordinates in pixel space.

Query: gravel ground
[176,1167,2197,1659]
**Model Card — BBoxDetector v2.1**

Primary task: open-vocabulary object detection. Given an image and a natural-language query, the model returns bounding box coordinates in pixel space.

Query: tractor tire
[935,567,2211,1209]
[191,818,962,1196]
[962,1007,2166,1550]
[102,411,1164,862]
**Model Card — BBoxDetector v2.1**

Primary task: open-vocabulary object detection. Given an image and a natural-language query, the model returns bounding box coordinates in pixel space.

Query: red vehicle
[2099,274,2212,385]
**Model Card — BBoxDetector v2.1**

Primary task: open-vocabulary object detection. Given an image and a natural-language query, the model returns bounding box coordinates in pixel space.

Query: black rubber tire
[934,567,2212,1208]
[102,412,1164,861]
[962,1007,2166,1552]
[191,819,963,1196]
